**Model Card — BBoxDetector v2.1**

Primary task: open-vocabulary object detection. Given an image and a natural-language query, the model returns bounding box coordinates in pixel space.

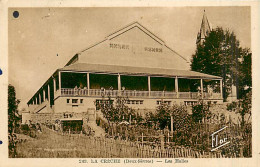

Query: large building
[26,22,223,124]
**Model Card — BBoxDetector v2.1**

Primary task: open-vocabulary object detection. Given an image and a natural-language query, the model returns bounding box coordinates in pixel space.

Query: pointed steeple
[196,10,212,45]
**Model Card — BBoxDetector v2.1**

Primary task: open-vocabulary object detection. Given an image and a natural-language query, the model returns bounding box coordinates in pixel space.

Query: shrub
[226,101,238,111]
[192,100,211,123]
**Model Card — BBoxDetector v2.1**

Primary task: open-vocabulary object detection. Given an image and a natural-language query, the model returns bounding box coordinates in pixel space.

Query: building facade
[27,22,223,124]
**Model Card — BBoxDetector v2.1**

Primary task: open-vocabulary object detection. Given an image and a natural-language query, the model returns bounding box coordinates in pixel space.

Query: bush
[192,100,211,123]
[226,101,238,111]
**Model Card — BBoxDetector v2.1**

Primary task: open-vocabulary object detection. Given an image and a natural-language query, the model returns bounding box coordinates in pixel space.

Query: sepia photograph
[3,3,258,166]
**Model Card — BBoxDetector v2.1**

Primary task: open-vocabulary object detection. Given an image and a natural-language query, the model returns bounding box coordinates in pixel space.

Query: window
[72,99,78,103]
[184,101,198,106]
[166,101,171,105]
[80,99,83,103]
[67,99,70,103]
[127,100,143,105]
[157,100,171,105]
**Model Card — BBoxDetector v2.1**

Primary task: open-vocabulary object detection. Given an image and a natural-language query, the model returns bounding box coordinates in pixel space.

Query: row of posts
[30,71,61,106]
[30,71,223,105]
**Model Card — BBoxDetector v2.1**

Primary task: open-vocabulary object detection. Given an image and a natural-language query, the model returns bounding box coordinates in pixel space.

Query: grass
[16,127,92,158]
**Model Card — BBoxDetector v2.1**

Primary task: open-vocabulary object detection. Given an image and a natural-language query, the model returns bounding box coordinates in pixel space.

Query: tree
[239,90,252,127]
[8,84,20,135]
[95,89,140,125]
[155,102,192,132]
[8,84,20,158]
[192,100,211,123]
[155,102,171,130]
[237,48,252,98]
[191,27,251,101]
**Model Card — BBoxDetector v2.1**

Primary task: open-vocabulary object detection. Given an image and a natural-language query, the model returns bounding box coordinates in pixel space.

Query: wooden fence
[44,126,231,158]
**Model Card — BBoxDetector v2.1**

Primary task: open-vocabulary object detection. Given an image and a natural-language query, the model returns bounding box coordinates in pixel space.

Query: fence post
[160,135,164,149]
[111,124,114,138]
[168,132,170,144]
[240,147,244,157]
[142,133,144,146]
[171,115,173,134]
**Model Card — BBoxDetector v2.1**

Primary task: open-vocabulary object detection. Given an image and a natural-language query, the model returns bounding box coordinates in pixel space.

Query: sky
[8,7,251,110]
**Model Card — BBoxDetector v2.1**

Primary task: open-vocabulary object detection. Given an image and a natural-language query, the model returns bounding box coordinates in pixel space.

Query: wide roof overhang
[59,63,222,80]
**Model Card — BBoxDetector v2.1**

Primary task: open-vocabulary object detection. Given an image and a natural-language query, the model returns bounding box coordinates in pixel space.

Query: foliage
[144,112,158,128]
[155,102,171,130]
[191,27,252,100]
[95,90,141,125]
[154,102,192,132]
[8,84,20,134]
[237,48,252,98]
[238,90,252,127]
[8,84,20,157]
[170,104,192,132]
[192,100,211,123]
[226,101,238,111]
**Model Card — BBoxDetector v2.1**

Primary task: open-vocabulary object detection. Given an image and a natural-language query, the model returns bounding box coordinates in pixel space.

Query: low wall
[30,109,95,124]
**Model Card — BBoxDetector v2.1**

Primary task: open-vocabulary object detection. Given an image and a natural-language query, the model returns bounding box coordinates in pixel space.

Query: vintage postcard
[0,0,259,167]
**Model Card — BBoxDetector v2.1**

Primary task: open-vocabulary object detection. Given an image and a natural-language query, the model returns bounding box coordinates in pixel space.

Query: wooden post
[175,76,179,98]
[53,77,56,92]
[39,93,41,104]
[87,72,90,96]
[220,79,223,99]
[48,84,51,106]
[168,132,170,144]
[148,76,151,97]
[43,90,46,102]
[111,123,114,138]
[118,74,121,94]
[142,133,144,146]
[160,135,164,149]
[200,79,204,99]
[170,115,173,134]
[58,71,62,92]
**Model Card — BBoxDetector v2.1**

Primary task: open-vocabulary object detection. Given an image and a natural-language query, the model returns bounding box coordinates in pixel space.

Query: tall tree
[191,27,251,100]
[8,84,20,135]
[237,48,252,98]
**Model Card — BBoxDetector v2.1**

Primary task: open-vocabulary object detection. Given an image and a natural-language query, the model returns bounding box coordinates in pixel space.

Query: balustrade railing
[60,88,221,99]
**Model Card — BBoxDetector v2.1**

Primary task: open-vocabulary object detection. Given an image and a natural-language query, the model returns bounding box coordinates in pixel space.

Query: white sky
[8,7,251,110]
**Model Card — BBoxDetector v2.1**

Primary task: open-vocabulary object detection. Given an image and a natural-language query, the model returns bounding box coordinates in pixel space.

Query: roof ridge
[106,21,139,38]
[106,21,165,44]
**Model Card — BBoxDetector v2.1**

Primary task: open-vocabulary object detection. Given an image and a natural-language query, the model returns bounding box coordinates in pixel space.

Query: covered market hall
[26,22,223,127]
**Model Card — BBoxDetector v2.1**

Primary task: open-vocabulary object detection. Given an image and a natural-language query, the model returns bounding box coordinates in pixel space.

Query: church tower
[195,10,238,102]
[196,10,211,45]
